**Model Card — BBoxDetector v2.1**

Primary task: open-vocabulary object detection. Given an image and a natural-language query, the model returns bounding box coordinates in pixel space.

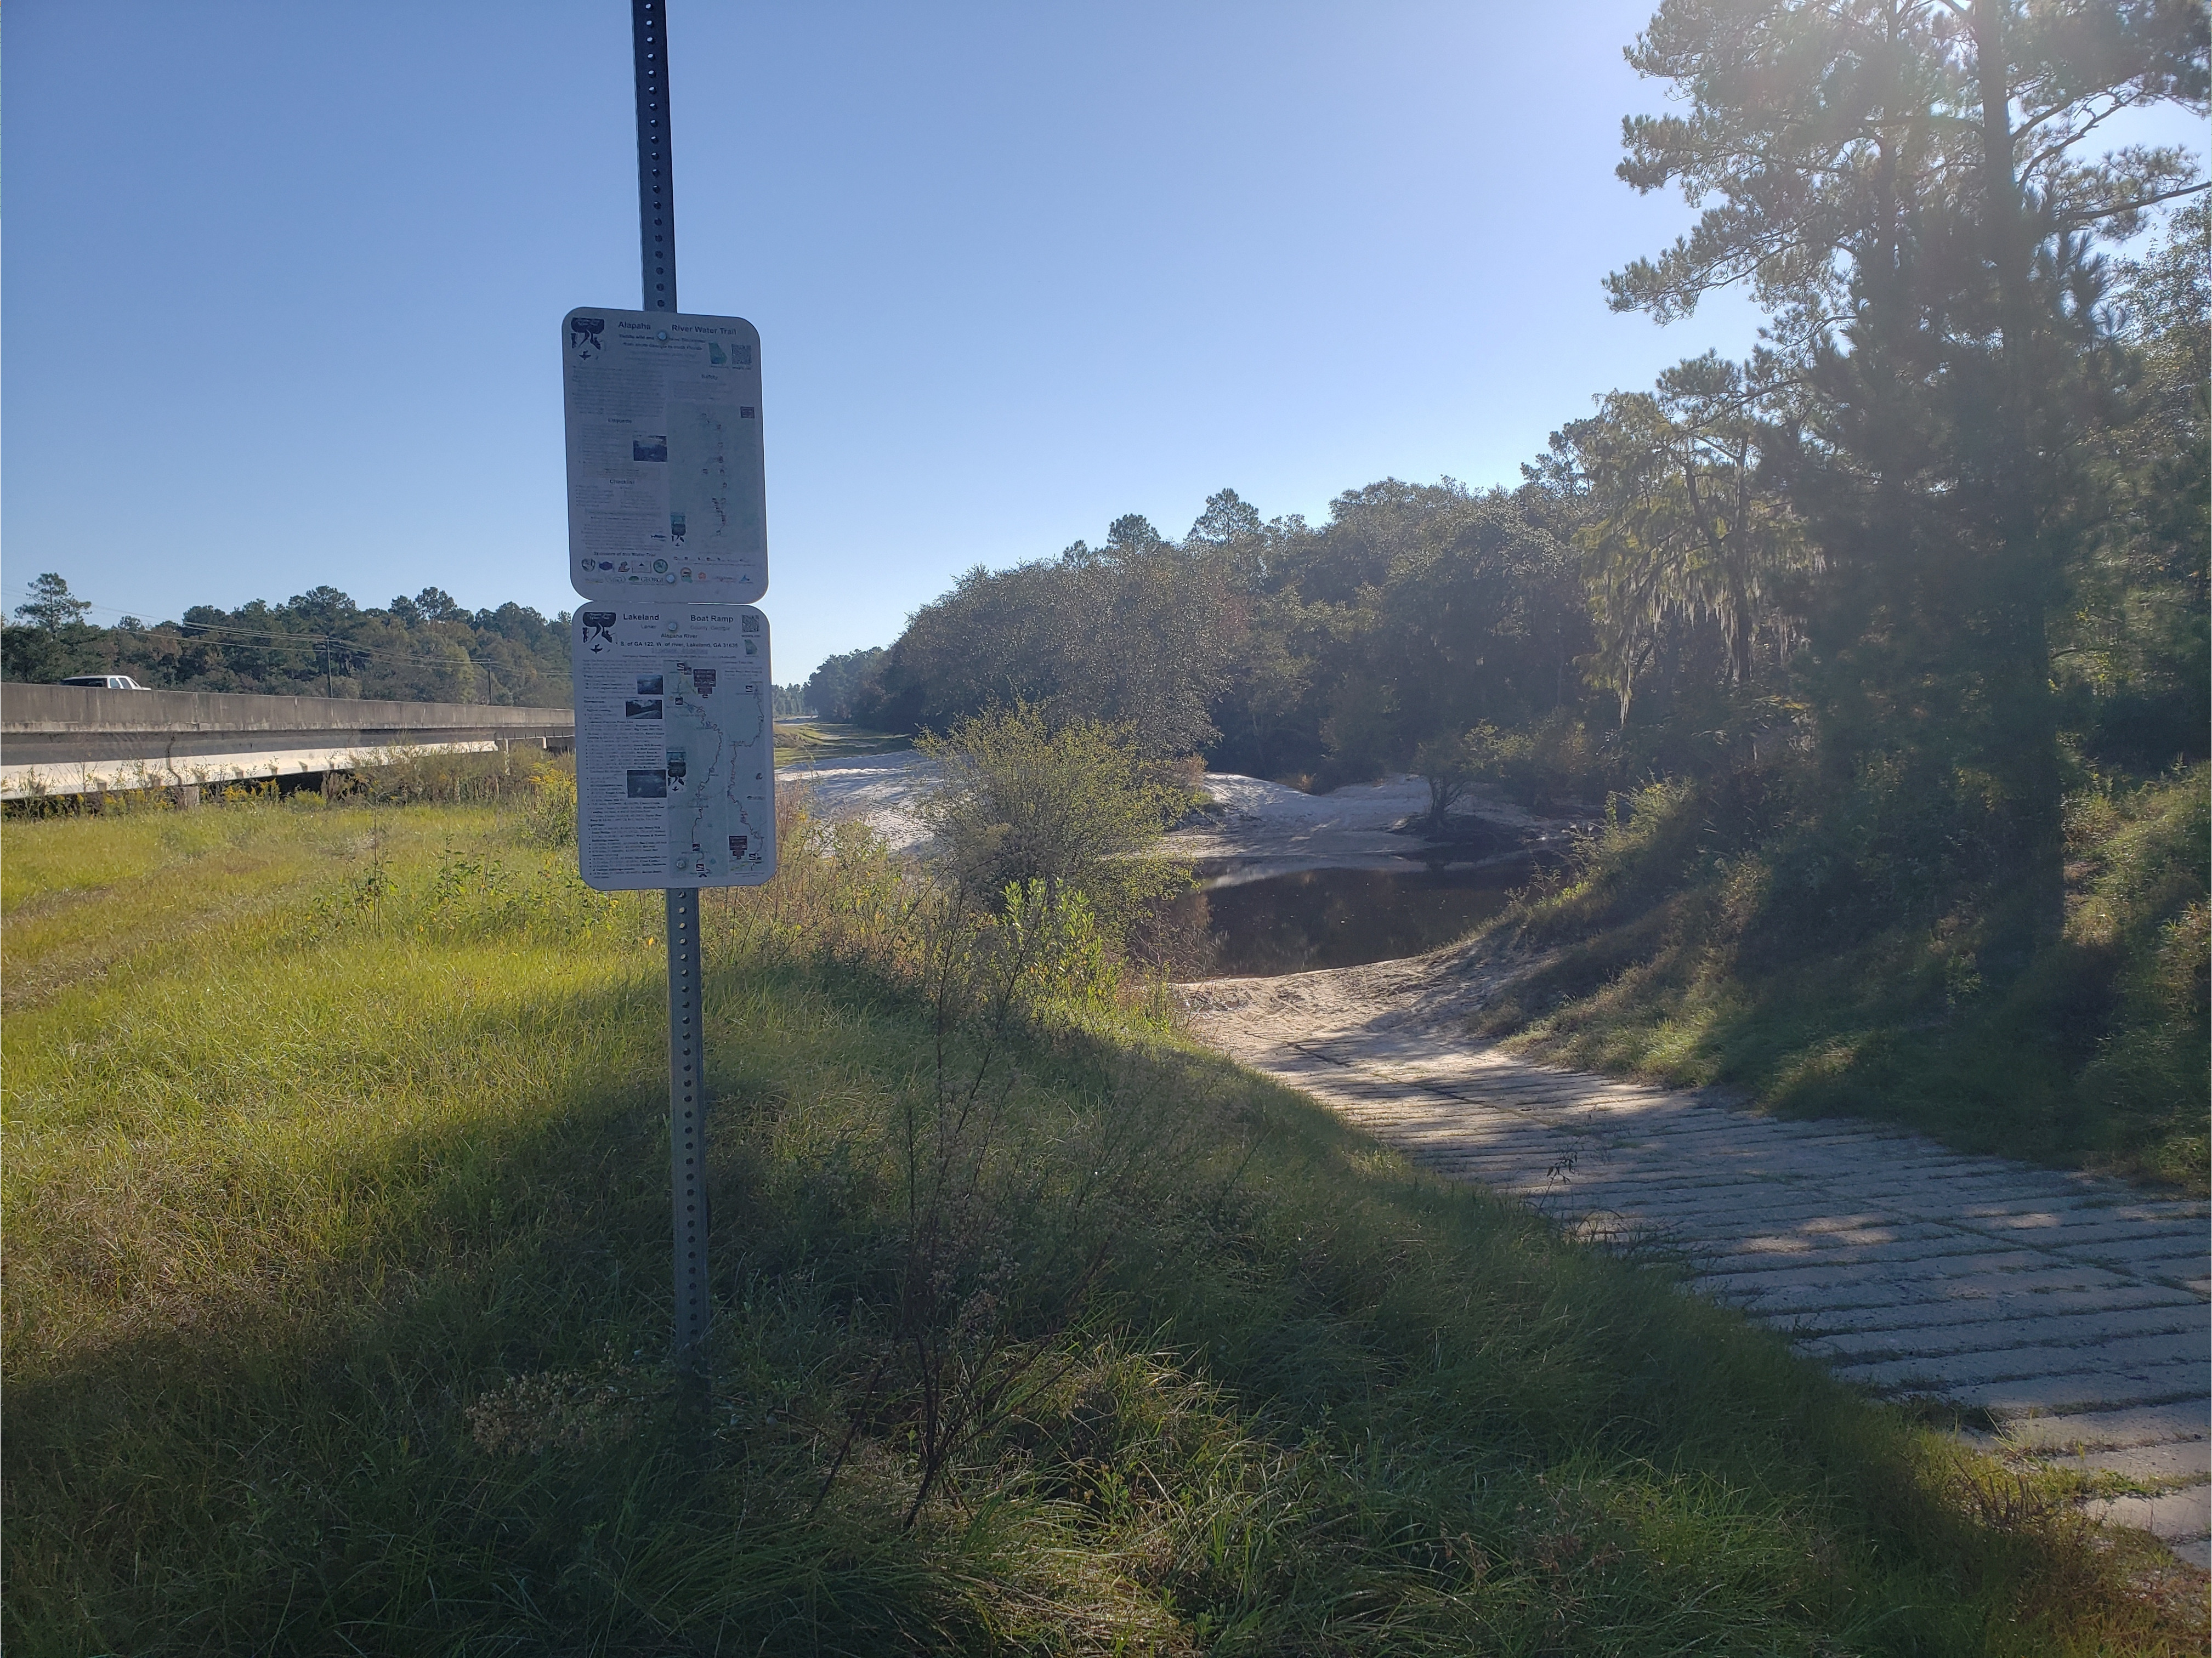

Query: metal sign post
[634,0,676,318]
[667,873,706,1362]
[561,0,774,1371]
[637,0,709,1372]
[560,0,773,1376]
[565,597,778,1369]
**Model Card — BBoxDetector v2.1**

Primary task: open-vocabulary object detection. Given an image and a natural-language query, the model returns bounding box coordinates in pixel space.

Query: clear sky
[4,2,2201,684]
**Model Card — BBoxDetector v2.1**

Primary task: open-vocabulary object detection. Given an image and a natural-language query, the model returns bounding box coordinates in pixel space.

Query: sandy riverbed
[775,752,1578,877]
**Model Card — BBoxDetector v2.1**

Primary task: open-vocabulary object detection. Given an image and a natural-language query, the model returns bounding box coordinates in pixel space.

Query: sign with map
[561,308,767,605]
[571,605,776,890]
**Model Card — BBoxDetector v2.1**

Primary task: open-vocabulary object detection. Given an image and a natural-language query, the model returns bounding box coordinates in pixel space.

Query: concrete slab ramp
[1183,964,2211,1567]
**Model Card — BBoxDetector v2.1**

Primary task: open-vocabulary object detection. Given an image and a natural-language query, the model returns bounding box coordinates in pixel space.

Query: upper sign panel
[563,308,767,604]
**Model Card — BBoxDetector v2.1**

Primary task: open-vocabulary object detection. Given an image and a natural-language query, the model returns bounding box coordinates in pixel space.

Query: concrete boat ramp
[1182,959,2211,1568]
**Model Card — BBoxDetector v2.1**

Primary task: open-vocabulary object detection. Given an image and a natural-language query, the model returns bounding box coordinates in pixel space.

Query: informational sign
[563,308,767,605]
[571,605,776,890]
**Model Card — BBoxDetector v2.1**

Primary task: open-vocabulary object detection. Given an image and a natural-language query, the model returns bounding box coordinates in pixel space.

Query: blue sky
[4,2,2202,684]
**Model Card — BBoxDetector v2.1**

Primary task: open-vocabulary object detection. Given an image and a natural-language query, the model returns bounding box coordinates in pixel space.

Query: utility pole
[631,0,710,1371]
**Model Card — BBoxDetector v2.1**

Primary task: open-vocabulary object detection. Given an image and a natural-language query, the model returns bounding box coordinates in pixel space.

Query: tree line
[2,578,576,706]
[3,575,815,714]
[829,0,2207,957]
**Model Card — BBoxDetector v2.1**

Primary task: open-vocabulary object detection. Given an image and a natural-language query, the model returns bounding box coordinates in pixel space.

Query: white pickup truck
[59,674,149,690]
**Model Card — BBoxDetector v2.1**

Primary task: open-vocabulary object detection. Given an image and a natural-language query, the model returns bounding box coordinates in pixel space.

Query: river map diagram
[664,659,769,881]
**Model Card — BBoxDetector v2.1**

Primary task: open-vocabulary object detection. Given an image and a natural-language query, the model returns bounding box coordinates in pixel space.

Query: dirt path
[1179,952,2212,1567]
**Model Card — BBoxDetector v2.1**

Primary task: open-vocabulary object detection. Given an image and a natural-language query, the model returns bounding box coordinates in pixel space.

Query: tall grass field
[3,777,2202,1654]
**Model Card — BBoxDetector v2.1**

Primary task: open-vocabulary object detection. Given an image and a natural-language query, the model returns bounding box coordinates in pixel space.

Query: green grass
[4,793,2202,1653]
[1472,764,2210,1193]
[774,719,913,766]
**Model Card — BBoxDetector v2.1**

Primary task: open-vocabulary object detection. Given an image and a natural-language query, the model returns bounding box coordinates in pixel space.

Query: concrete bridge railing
[0,684,574,799]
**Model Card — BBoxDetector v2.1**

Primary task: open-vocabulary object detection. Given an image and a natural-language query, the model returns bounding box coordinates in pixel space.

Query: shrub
[355,744,569,807]
[916,703,1196,949]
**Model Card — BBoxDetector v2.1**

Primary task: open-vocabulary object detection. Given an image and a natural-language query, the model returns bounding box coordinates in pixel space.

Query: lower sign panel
[572,605,777,890]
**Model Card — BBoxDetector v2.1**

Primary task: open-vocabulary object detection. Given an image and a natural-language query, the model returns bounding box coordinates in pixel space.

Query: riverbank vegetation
[1476,760,2209,1189]
[6,781,2203,1653]
[827,8,2208,1189]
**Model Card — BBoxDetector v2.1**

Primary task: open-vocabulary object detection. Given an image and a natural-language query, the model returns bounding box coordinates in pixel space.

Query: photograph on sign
[572,605,777,890]
[563,309,767,605]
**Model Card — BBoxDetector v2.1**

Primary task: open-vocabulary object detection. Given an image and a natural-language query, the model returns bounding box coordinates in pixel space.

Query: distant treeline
[838,487,1587,783]
[2,582,574,706]
[2,577,814,716]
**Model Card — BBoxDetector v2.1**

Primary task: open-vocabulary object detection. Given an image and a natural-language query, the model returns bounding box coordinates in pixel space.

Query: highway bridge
[0,684,572,800]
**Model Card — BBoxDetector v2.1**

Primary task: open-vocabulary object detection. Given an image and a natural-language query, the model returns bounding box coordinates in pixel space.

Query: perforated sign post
[562,0,775,1372]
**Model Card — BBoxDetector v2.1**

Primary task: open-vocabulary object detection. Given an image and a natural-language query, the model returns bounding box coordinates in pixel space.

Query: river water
[1178,860,1528,977]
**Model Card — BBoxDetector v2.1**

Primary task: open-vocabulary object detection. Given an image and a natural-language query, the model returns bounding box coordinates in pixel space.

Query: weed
[465,1350,659,1457]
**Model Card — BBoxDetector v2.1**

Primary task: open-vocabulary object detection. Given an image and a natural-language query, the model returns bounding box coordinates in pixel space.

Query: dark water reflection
[1179,862,1523,977]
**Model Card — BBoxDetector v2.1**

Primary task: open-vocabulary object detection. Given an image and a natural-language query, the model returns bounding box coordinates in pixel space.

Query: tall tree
[1561,353,1806,724]
[14,574,92,634]
[1609,0,2207,935]
[2,574,103,682]
[2058,196,2211,761]
[806,646,889,723]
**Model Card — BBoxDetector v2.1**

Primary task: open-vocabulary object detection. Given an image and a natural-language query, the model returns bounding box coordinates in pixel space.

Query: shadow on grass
[7,951,1020,1655]
[8,951,2197,1655]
